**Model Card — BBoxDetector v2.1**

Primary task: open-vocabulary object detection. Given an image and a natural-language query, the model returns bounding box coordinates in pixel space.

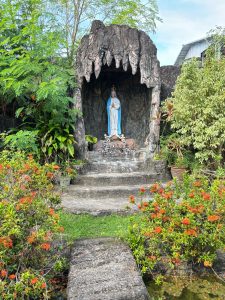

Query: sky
[151,0,225,66]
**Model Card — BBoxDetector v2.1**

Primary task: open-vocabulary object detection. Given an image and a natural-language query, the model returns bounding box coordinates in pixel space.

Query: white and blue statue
[107,86,121,138]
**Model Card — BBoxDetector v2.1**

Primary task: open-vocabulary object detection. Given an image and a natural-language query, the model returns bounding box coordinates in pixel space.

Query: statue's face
[111,91,116,98]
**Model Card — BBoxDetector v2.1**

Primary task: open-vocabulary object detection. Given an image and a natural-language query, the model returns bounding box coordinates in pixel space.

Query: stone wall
[160,65,181,102]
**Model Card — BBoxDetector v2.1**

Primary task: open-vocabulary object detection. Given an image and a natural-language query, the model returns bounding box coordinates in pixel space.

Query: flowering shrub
[0,151,66,299]
[128,175,225,282]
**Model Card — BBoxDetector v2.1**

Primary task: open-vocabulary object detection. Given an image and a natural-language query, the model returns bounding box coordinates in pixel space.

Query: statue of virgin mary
[107,86,121,137]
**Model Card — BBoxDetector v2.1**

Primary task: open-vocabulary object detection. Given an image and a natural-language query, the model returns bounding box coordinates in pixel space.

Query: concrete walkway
[67,238,150,300]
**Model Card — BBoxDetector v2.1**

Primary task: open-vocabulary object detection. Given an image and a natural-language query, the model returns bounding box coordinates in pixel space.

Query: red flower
[181,218,191,225]
[40,243,51,251]
[0,237,13,248]
[184,229,197,236]
[189,192,195,198]
[41,282,47,289]
[137,203,142,209]
[150,183,160,193]
[154,226,162,234]
[203,193,211,201]
[53,165,60,170]
[0,164,3,171]
[162,191,173,199]
[158,188,164,195]
[129,195,135,204]
[143,201,149,207]
[208,215,220,222]
[1,269,7,277]
[31,277,38,285]
[193,181,202,187]
[9,274,16,280]
[49,208,55,216]
[139,187,146,193]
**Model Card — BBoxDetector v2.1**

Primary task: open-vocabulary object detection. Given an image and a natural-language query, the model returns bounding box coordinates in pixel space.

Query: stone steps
[74,172,162,186]
[83,160,144,173]
[65,184,151,199]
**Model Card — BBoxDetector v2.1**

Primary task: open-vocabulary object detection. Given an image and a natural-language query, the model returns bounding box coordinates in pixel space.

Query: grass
[59,212,139,240]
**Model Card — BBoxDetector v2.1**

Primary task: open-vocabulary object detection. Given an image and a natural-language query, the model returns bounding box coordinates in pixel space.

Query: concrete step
[67,238,150,299]
[74,172,163,186]
[87,149,148,162]
[83,160,145,173]
[61,194,140,215]
[64,184,153,200]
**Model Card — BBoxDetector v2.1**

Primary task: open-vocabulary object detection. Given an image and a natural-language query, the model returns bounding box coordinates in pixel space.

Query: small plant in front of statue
[0,150,67,299]
[127,174,225,283]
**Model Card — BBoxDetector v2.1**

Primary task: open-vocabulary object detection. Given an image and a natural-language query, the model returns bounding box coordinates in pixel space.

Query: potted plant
[160,134,190,180]
[56,162,77,187]
[85,134,97,151]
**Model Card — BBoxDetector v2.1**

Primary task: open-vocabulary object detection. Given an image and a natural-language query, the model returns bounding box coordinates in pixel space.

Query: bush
[0,151,66,299]
[128,175,225,283]
[163,31,225,168]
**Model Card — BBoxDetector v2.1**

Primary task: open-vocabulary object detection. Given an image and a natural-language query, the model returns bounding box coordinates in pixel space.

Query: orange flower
[207,215,220,222]
[41,282,47,289]
[40,243,51,251]
[1,269,7,277]
[184,229,197,236]
[204,261,212,267]
[49,208,55,216]
[0,237,13,248]
[47,172,54,179]
[189,192,195,198]
[9,274,16,280]
[159,209,166,214]
[129,195,135,204]
[53,165,60,170]
[181,218,191,225]
[154,226,162,234]
[31,277,38,285]
[139,187,146,193]
[143,201,149,207]
[193,181,202,187]
[0,164,3,171]
[150,183,160,193]
[203,193,211,201]
[137,203,142,209]
[162,191,173,199]
[58,226,64,232]
[148,255,157,261]
[158,188,164,195]
[27,232,36,244]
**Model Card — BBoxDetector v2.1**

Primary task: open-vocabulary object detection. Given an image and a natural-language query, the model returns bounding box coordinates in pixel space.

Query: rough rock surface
[77,20,160,88]
[74,20,161,155]
[93,138,137,151]
[160,65,181,102]
[67,238,150,300]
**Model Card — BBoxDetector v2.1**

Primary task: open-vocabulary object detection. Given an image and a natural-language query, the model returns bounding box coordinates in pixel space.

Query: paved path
[67,237,150,300]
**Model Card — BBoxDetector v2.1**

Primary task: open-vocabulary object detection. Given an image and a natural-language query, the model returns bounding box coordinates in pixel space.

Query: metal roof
[174,37,212,66]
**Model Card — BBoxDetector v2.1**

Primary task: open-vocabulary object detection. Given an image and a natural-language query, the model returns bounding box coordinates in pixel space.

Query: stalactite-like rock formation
[76,20,160,88]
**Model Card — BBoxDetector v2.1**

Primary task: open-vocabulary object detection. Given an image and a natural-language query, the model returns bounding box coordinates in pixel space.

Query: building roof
[174,37,212,66]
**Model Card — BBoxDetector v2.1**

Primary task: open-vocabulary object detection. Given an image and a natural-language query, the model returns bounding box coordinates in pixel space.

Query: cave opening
[81,60,152,147]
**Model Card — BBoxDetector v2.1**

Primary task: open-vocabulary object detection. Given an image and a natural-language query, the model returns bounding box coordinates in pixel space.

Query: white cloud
[153,0,225,65]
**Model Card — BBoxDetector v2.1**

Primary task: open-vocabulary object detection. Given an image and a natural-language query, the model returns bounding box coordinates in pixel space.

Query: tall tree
[50,0,161,65]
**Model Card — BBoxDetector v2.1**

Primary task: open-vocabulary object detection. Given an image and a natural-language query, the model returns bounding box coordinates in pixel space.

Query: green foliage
[0,130,40,157]
[0,150,66,299]
[128,175,225,282]
[40,124,76,162]
[85,134,98,144]
[163,31,225,167]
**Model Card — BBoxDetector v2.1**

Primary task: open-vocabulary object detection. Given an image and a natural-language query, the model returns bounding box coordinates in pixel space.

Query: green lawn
[59,212,139,240]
